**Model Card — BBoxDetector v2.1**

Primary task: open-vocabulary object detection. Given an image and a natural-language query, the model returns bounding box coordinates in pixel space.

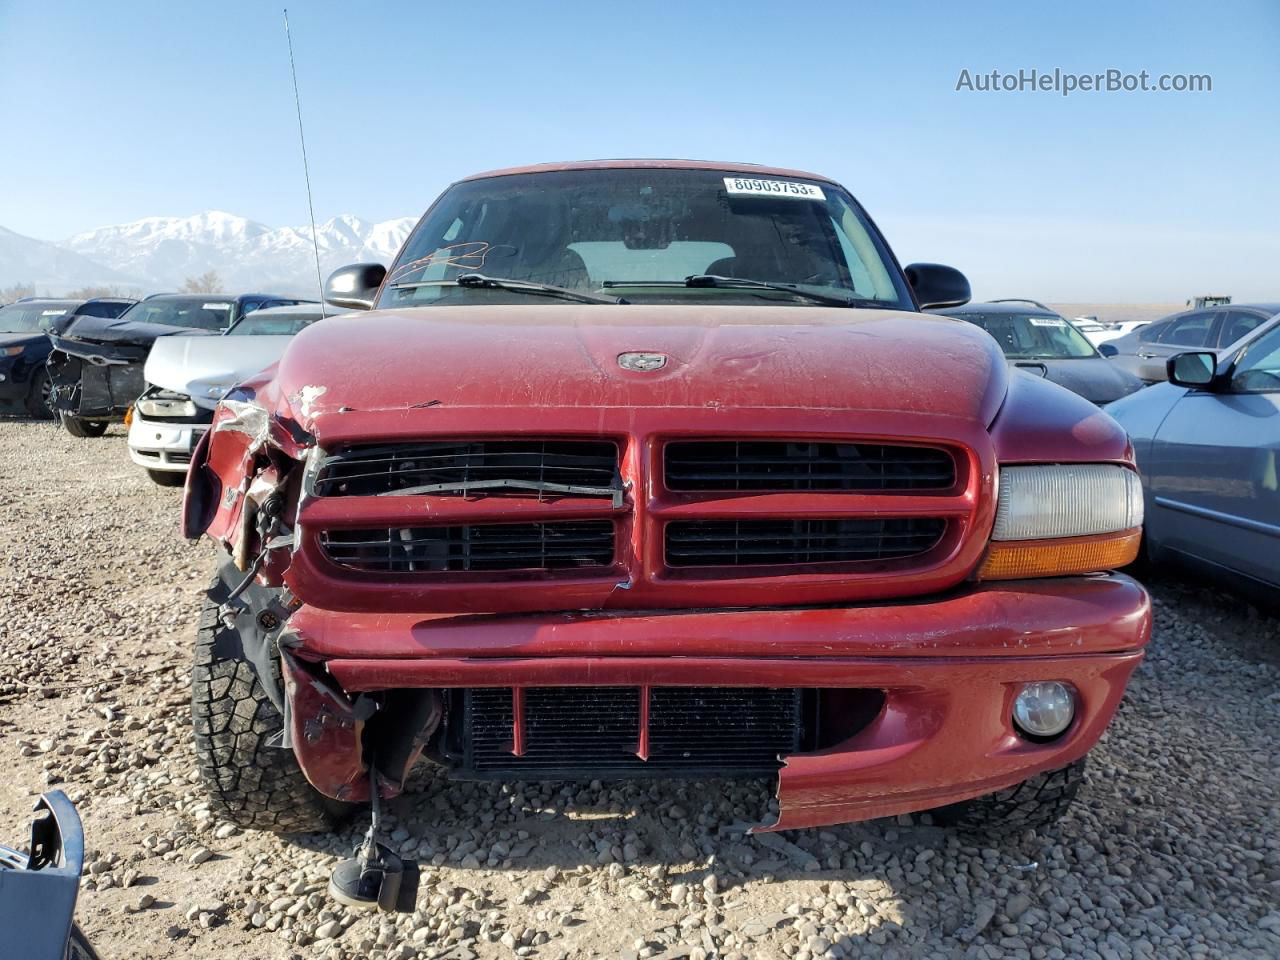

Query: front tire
[147,468,186,487]
[928,758,1086,836]
[191,583,353,833]
[24,370,54,419]
[61,414,108,438]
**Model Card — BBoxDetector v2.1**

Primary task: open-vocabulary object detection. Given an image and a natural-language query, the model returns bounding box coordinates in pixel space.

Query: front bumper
[128,414,211,472]
[281,573,1150,829]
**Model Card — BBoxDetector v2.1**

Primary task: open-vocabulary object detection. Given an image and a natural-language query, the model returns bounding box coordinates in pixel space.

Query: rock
[187,847,213,866]
[1006,893,1033,921]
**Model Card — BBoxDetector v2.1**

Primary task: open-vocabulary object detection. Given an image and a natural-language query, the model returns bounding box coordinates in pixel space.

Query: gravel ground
[0,417,1277,960]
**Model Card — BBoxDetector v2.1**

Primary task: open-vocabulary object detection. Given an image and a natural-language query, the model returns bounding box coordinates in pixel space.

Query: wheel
[67,924,101,960]
[928,758,1086,835]
[24,370,54,419]
[191,580,353,832]
[60,415,108,438]
[147,468,186,487]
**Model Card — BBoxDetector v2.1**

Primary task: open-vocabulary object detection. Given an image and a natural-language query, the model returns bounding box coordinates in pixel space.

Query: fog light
[1012,681,1075,738]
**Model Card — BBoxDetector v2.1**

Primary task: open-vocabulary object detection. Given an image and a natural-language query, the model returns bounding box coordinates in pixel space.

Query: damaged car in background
[0,297,135,418]
[47,292,308,438]
[181,160,1150,913]
[129,303,339,486]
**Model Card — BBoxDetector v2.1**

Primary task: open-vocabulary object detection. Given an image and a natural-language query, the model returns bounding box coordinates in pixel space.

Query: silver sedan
[1106,314,1280,592]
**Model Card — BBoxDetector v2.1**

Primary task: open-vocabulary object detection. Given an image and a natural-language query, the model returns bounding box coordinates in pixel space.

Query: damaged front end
[186,379,1149,837]
[46,334,149,422]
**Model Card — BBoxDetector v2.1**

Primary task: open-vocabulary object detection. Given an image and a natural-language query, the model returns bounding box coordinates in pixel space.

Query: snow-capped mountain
[58,211,416,295]
[0,225,136,291]
[0,211,416,297]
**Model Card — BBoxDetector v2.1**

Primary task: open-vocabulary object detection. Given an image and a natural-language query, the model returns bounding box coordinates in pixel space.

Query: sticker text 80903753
[722,177,826,201]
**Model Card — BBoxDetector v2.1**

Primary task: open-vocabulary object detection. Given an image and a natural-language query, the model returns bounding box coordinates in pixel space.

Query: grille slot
[461,686,803,778]
[315,439,620,498]
[665,517,946,567]
[320,521,615,573]
[664,440,955,491]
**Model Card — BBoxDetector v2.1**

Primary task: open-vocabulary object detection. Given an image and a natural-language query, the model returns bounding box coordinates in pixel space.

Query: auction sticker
[723,176,825,200]
[1029,317,1067,327]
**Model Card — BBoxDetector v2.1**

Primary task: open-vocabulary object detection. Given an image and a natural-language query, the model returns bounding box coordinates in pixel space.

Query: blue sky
[1,0,1276,300]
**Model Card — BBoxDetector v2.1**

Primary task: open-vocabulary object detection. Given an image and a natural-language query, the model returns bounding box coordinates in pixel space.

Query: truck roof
[458,158,838,185]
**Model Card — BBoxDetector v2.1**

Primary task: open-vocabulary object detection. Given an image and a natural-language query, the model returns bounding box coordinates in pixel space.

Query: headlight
[135,391,198,418]
[979,464,1143,579]
[2,345,25,357]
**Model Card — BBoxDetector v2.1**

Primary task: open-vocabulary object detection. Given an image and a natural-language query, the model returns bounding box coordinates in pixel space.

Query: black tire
[67,924,101,960]
[147,468,186,487]
[25,369,54,419]
[61,415,108,438]
[928,758,1086,836]
[191,585,353,833]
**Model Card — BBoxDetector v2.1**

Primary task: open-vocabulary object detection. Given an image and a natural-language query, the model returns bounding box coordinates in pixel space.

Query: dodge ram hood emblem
[617,352,668,373]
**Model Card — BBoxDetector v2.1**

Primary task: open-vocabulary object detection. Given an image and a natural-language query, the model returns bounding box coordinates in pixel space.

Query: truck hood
[146,334,296,410]
[271,304,1009,436]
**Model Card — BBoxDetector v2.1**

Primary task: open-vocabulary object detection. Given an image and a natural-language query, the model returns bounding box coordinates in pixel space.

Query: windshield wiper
[389,273,626,305]
[378,476,625,507]
[601,275,881,308]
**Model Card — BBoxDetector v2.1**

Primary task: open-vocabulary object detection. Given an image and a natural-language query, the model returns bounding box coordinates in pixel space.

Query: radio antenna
[283,8,326,314]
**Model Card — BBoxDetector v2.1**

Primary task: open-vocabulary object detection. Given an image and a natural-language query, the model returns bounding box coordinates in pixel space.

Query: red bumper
[284,573,1150,829]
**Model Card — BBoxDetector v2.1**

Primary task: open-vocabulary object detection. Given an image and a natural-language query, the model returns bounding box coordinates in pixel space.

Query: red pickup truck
[183,160,1149,840]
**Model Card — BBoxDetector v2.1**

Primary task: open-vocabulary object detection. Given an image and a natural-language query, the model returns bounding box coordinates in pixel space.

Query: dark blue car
[0,297,135,417]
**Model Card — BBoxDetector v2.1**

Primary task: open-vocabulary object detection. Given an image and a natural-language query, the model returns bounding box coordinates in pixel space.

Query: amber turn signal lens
[978,530,1141,580]
[123,406,133,427]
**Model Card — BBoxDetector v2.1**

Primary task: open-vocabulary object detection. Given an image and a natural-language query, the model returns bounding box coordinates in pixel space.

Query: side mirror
[325,263,386,310]
[1167,351,1217,388]
[904,263,971,309]
[1098,343,1118,358]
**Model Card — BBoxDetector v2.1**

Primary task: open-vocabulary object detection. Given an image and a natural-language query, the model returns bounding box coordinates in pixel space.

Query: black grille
[319,521,615,573]
[461,686,803,778]
[665,517,946,567]
[664,440,955,491]
[315,440,620,497]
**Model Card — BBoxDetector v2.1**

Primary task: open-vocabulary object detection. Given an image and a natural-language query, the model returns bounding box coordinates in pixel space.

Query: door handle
[1137,352,1157,358]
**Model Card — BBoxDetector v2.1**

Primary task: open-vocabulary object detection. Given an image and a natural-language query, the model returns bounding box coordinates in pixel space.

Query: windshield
[0,301,77,334]
[119,297,233,331]
[380,169,913,309]
[227,310,321,336]
[960,312,1097,359]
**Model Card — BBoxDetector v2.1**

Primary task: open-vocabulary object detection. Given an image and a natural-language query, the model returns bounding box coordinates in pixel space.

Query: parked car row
[47,291,311,437]
[128,303,338,484]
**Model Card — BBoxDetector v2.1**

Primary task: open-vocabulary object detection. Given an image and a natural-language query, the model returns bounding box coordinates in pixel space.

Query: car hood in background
[1011,356,1144,405]
[57,314,219,350]
[145,334,296,409]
